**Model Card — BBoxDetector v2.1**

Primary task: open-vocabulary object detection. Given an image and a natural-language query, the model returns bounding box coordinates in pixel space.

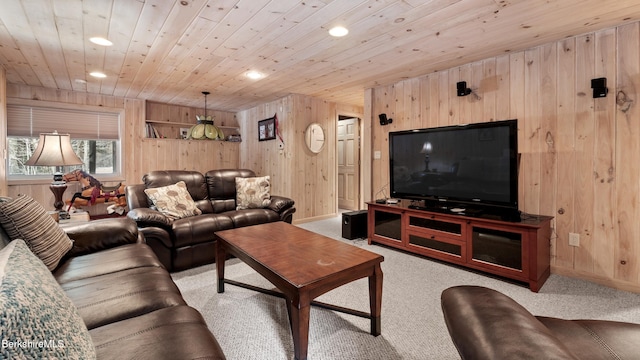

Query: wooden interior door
[338,118,360,210]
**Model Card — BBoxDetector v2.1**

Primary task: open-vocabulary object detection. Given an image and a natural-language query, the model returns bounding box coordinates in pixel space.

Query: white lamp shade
[420,141,433,154]
[25,132,83,166]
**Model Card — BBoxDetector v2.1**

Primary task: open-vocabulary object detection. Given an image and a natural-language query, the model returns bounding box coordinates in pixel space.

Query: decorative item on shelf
[187,91,223,140]
[145,123,163,138]
[227,134,242,142]
[25,131,84,215]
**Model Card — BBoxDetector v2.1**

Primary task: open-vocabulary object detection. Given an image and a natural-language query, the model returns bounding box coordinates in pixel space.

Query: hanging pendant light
[187,91,223,140]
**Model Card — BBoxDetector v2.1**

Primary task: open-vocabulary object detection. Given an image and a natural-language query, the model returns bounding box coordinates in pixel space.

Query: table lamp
[420,141,432,172]
[26,131,84,212]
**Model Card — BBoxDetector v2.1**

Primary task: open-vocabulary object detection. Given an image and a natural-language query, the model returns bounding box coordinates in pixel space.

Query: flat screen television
[389,119,519,220]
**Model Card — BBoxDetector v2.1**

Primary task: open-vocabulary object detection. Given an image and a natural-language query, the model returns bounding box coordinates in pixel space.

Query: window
[7,105,121,179]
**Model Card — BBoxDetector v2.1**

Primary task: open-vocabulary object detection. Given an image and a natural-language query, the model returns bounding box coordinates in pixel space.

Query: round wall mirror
[304,123,325,153]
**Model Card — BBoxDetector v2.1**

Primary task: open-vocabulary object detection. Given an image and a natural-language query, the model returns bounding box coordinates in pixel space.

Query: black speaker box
[342,210,368,240]
[456,81,471,96]
[379,113,392,125]
[591,77,608,98]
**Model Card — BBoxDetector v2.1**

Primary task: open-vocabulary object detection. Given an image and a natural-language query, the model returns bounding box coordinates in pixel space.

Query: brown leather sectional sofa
[441,285,640,360]
[126,169,296,272]
[2,217,225,359]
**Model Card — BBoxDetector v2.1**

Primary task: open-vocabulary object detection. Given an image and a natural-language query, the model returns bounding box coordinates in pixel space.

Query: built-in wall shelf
[145,120,240,139]
[146,119,239,130]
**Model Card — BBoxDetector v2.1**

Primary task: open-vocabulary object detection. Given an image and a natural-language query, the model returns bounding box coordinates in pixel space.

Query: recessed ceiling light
[329,26,349,37]
[246,71,264,80]
[89,71,107,78]
[89,37,113,46]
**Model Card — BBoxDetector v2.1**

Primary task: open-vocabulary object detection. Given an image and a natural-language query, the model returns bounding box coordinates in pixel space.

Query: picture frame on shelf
[258,117,276,141]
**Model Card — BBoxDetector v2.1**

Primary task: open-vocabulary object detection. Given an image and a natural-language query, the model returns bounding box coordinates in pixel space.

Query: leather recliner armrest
[127,208,173,228]
[441,286,578,360]
[267,195,295,213]
[139,226,173,249]
[63,218,142,257]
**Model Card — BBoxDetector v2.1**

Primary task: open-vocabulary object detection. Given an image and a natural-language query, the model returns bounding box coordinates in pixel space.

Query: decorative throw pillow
[0,240,96,359]
[236,176,272,210]
[144,181,202,220]
[0,194,72,271]
[0,197,11,252]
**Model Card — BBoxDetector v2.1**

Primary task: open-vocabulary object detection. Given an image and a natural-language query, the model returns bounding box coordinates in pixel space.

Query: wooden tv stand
[367,201,553,292]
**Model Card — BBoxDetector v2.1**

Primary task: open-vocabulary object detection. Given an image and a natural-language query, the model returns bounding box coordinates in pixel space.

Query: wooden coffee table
[215,221,384,360]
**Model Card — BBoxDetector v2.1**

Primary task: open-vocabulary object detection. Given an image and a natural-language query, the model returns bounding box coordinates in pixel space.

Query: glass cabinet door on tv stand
[368,206,403,246]
[470,226,525,274]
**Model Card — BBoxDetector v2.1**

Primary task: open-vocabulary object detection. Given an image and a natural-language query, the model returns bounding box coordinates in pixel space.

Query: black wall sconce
[379,113,393,125]
[591,77,608,98]
[456,81,472,97]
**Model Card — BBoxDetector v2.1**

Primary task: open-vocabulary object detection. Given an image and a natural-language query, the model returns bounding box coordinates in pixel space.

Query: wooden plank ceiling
[1,0,640,112]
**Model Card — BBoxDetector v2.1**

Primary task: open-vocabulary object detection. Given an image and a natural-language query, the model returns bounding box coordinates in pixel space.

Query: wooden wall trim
[336,103,365,210]
[362,88,372,206]
[551,265,640,294]
[7,97,124,113]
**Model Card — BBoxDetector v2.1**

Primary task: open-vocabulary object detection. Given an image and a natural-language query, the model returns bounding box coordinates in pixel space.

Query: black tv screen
[389,120,518,210]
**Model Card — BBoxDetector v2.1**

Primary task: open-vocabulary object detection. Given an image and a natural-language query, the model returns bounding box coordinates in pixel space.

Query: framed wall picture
[258,117,276,141]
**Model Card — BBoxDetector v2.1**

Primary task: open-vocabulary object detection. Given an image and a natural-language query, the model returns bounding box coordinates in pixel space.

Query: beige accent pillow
[144,181,202,220]
[0,195,73,271]
[236,176,272,210]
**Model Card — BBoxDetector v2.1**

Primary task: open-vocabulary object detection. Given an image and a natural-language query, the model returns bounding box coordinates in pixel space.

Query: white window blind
[7,105,120,140]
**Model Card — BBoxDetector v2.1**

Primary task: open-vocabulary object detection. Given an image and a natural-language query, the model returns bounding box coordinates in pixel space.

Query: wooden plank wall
[237,94,351,222]
[131,101,239,183]
[3,84,240,209]
[133,139,240,183]
[367,22,640,292]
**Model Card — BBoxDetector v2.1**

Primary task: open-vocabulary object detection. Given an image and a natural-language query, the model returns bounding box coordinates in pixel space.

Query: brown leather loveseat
[126,169,296,272]
[441,285,640,360]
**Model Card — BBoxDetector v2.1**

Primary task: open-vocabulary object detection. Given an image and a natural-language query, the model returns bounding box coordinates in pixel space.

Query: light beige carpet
[172,215,640,359]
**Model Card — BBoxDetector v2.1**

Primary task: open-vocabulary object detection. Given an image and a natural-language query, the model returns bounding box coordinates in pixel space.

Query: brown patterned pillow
[0,195,73,271]
[236,176,272,210]
[144,181,202,220]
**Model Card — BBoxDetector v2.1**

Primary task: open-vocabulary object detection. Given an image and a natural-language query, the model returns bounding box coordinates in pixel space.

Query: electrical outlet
[569,232,580,247]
